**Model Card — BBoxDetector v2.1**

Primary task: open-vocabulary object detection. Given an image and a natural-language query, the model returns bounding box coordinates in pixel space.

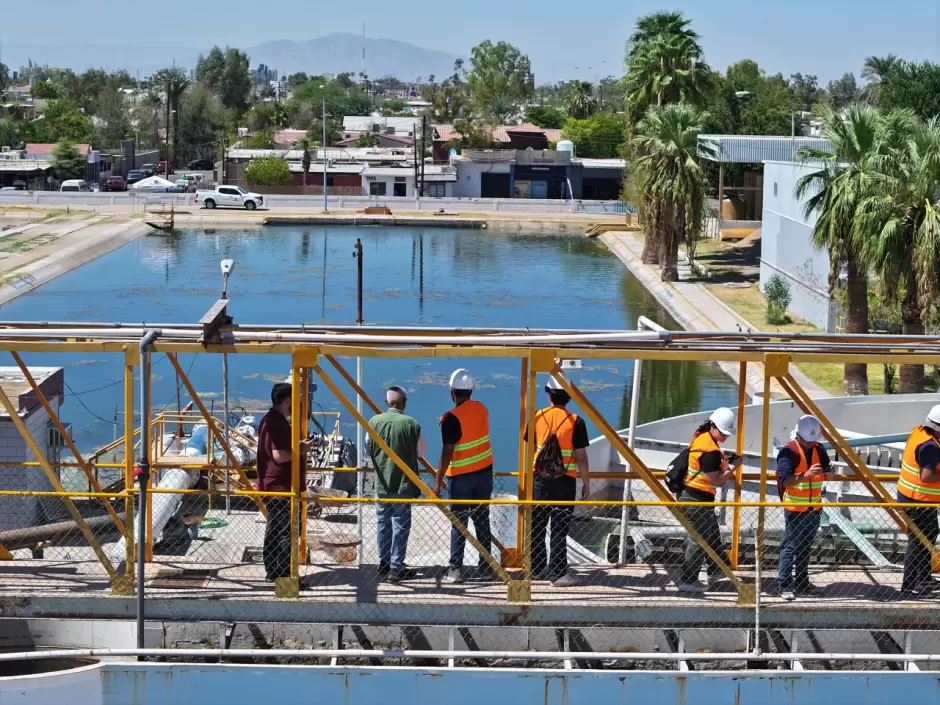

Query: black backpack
[534,412,574,481]
[665,448,691,495]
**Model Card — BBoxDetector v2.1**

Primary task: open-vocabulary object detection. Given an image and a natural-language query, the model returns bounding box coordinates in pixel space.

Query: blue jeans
[376,499,412,571]
[778,509,821,591]
[448,468,493,569]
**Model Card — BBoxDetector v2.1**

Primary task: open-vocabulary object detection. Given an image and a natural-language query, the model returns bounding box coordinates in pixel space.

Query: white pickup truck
[194,185,264,210]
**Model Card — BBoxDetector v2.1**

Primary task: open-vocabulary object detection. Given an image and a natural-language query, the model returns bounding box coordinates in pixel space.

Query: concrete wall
[0,401,54,532]
[760,161,836,331]
[5,662,940,705]
[453,161,511,198]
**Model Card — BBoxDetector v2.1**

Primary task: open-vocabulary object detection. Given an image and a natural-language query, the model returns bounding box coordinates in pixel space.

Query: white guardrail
[0,191,635,215]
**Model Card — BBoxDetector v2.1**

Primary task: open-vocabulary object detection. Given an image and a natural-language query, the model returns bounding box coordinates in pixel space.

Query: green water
[0,226,737,472]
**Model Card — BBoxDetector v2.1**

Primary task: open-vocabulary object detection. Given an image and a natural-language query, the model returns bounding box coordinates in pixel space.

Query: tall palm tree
[795,104,884,395]
[861,54,900,104]
[856,111,940,393]
[154,68,190,169]
[567,81,598,119]
[624,12,711,119]
[295,137,314,187]
[631,103,712,281]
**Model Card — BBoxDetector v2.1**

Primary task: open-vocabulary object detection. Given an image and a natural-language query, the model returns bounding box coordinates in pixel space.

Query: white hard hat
[709,407,736,436]
[796,414,822,442]
[449,368,474,391]
[925,404,940,431]
[546,372,569,391]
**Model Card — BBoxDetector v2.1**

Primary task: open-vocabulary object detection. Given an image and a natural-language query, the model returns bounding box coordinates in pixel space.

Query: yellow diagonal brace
[165,353,266,518]
[324,354,510,555]
[548,363,746,596]
[11,352,126,536]
[778,373,940,565]
[311,361,519,594]
[0,382,117,580]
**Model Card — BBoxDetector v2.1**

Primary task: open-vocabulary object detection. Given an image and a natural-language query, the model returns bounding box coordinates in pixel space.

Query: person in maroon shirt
[257,382,309,582]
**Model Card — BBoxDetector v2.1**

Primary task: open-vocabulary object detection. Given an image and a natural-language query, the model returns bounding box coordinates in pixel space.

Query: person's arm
[701,450,736,487]
[777,448,800,488]
[816,446,839,481]
[917,443,940,483]
[271,420,310,464]
[434,414,461,496]
[572,417,591,499]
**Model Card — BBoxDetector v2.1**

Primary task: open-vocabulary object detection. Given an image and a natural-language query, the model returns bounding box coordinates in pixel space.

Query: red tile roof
[26,143,90,156]
[433,123,562,144]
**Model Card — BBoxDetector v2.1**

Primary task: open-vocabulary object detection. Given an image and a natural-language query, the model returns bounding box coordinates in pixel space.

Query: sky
[2,0,939,83]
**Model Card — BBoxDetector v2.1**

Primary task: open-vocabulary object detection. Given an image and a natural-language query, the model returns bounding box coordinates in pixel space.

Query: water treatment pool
[0,225,737,469]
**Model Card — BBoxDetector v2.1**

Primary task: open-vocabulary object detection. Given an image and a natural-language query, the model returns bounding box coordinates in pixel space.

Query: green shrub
[764,274,792,324]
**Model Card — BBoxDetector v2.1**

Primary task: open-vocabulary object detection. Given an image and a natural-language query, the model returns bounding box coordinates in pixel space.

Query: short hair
[386,386,407,406]
[452,388,472,401]
[271,382,292,407]
[547,388,571,406]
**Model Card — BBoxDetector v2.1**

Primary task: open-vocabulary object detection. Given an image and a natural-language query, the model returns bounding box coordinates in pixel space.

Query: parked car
[60,179,90,192]
[105,175,128,192]
[141,163,156,176]
[194,185,264,210]
[187,158,214,170]
[157,160,169,175]
[11,180,27,191]
[126,170,145,184]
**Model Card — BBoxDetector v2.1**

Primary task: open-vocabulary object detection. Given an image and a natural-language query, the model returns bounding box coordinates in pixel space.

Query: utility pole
[321,88,328,212]
[420,113,427,201]
[413,121,419,205]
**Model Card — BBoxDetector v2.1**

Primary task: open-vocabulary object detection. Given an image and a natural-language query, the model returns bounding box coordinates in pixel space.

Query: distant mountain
[0,34,461,82]
[246,34,461,82]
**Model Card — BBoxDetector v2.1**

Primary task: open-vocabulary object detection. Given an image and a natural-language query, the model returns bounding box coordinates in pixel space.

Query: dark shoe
[795,583,820,596]
[387,567,418,583]
[474,564,498,581]
[901,580,935,597]
[377,563,391,578]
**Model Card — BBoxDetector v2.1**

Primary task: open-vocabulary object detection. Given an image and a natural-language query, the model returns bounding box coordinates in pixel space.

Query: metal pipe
[136,330,158,654]
[4,647,940,664]
[223,352,231,515]
[232,331,664,345]
[0,512,125,550]
[0,328,200,339]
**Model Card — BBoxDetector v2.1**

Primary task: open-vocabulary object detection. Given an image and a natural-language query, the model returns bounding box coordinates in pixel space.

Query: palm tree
[861,54,900,104]
[624,12,711,119]
[567,82,598,119]
[856,112,940,393]
[795,104,884,395]
[294,137,314,187]
[154,68,190,169]
[631,103,712,281]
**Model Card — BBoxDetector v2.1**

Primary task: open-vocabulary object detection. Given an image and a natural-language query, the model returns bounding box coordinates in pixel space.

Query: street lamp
[220,258,235,513]
[320,85,328,212]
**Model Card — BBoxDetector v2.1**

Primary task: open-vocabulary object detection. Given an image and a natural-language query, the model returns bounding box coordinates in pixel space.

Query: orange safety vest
[782,440,824,512]
[898,426,940,503]
[442,399,493,477]
[533,406,579,479]
[684,431,727,497]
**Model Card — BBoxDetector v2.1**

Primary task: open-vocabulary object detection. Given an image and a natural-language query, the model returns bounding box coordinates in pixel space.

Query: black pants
[900,501,939,591]
[263,497,291,580]
[532,476,576,580]
[679,500,724,584]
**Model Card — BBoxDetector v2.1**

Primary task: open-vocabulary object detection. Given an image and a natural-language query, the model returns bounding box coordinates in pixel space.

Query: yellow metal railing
[0,332,937,604]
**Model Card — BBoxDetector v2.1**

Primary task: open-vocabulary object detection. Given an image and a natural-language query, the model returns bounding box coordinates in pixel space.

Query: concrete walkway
[599,230,830,399]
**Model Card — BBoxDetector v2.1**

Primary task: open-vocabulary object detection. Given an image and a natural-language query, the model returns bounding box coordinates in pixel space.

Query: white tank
[556,139,575,158]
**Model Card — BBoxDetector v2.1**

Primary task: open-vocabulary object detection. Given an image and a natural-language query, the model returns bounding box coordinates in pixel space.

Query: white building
[342,115,419,140]
[761,160,836,331]
[361,164,457,198]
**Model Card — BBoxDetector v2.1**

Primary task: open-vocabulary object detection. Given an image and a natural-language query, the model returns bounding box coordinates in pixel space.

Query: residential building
[342,115,418,140]
[432,123,564,162]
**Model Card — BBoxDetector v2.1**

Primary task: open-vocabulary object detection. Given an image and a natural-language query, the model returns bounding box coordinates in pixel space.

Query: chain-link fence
[1,341,940,670]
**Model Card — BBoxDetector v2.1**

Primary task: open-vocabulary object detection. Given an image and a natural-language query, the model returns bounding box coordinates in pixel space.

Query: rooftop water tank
[556,139,575,158]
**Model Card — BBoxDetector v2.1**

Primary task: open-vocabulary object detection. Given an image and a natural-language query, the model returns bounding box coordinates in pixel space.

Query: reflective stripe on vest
[898,426,940,502]
[685,431,726,496]
[782,440,823,512]
[533,406,579,478]
[443,399,493,477]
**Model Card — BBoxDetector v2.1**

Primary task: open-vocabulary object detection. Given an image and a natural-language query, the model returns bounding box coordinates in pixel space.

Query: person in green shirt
[368,386,422,583]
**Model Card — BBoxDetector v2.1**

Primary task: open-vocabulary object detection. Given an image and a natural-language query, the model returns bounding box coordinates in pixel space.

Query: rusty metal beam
[10,352,126,536]
[0,383,117,580]
[165,353,265,518]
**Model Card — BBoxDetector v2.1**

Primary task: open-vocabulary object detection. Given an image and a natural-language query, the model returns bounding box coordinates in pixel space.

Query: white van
[60,180,89,192]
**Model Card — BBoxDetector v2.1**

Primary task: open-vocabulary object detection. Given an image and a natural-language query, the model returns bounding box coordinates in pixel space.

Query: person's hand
[432,478,445,497]
[581,482,590,500]
[732,456,744,469]
[300,438,313,451]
